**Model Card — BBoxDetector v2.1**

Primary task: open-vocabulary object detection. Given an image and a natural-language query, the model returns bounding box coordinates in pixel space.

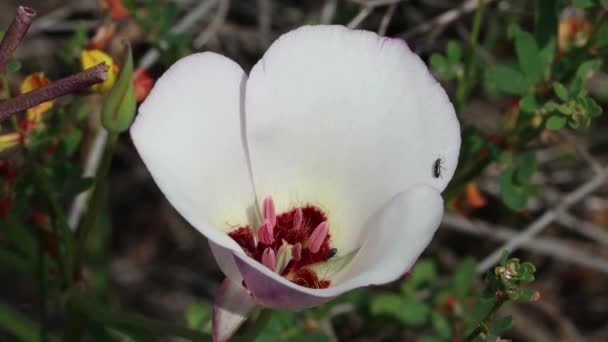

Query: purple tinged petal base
[212,278,257,342]
[233,255,333,309]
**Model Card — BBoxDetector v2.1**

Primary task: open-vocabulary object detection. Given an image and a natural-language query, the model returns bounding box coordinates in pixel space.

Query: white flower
[131,25,460,340]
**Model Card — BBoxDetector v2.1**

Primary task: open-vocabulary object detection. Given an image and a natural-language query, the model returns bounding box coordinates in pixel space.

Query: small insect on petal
[325,248,337,261]
[257,220,275,245]
[263,196,277,228]
[261,247,276,271]
[293,207,303,230]
[433,158,444,178]
[308,221,328,254]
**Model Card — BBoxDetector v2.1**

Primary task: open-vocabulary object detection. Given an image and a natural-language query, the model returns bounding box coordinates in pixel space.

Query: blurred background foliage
[0,0,607,341]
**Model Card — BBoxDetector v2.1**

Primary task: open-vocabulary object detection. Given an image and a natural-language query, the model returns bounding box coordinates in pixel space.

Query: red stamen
[308,221,328,253]
[293,207,303,230]
[263,196,276,228]
[261,247,276,271]
[290,268,330,289]
[227,226,257,257]
[257,220,275,245]
[228,201,333,289]
[292,242,302,261]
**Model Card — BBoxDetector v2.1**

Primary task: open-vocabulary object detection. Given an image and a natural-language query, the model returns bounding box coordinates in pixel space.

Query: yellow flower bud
[80,49,118,93]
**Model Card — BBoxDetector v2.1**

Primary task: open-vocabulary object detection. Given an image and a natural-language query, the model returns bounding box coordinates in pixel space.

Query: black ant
[325,248,337,261]
[433,158,444,178]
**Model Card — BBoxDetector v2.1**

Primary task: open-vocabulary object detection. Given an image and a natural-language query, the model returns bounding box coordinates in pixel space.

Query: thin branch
[257,0,272,44]
[559,130,604,176]
[557,212,608,245]
[0,6,36,74]
[443,214,608,274]
[0,63,108,122]
[194,0,231,49]
[320,0,338,25]
[347,7,372,29]
[402,0,497,39]
[476,169,608,273]
[378,4,398,36]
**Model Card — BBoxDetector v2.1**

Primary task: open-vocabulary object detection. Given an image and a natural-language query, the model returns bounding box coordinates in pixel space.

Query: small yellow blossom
[20,73,54,127]
[80,49,118,93]
[0,132,22,152]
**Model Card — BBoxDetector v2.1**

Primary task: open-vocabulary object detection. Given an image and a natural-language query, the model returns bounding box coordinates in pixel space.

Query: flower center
[228,196,333,289]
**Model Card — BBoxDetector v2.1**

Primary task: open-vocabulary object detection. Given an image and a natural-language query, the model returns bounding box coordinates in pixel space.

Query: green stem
[32,165,74,287]
[67,294,210,341]
[0,302,57,342]
[235,309,272,342]
[455,0,486,113]
[75,131,118,266]
[463,297,508,341]
[37,231,48,342]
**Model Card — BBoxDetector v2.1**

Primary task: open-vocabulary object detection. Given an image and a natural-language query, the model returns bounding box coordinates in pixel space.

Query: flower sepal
[212,278,257,342]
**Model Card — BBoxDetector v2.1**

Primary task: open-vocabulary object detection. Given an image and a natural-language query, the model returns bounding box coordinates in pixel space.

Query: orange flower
[20,73,54,129]
[464,182,487,209]
[88,23,116,50]
[80,49,119,93]
[558,8,592,52]
[134,68,154,103]
[102,0,131,20]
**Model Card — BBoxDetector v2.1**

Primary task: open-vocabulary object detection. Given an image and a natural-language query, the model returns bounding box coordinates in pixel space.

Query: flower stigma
[228,196,334,289]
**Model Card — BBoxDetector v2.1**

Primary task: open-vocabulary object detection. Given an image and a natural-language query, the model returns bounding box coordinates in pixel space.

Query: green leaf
[499,168,529,210]
[254,311,299,342]
[553,82,569,101]
[401,259,437,296]
[101,44,136,133]
[514,31,544,83]
[186,303,210,330]
[601,0,608,6]
[400,298,431,326]
[7,58,21,72]
[573,0,595,8]
[518,288,538,301]
[431,312,452,339]
[66,177,94,196]
[371,294,430,326]
[431,54,457,81]
[515,151,537,183]
[486,66,530,95]
[570,60,601,94]
[60,130,83,157]
[467,298,494,334]
[490,315,513,334]
[446,40,462,64]
[519,94,538,113]
[545,115,567,130]
[452,257,477,297]
[431,54,448,74]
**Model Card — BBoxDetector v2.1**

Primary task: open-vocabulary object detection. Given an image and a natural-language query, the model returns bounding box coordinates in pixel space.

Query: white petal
[213,278,257,342]
[331,184,444,288]
[209,241,243,284]
[226,184,443,308]
[245,25,459,252]
[131,52,255,252]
